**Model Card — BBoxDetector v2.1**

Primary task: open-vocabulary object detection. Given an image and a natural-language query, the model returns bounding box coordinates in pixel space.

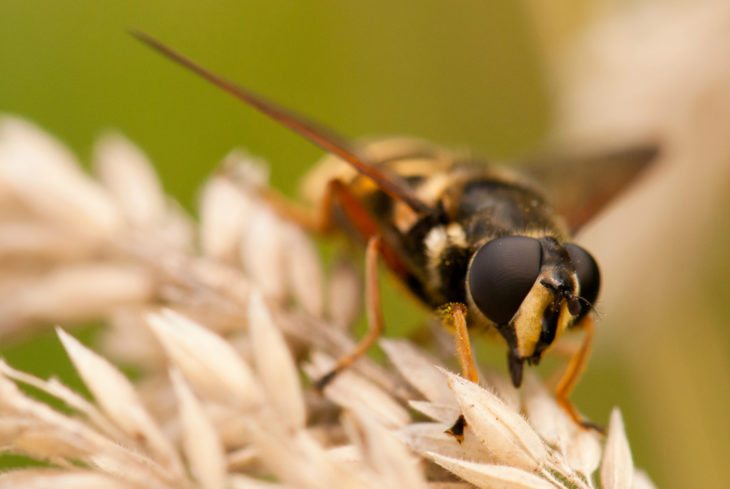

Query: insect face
[466,236,600,386]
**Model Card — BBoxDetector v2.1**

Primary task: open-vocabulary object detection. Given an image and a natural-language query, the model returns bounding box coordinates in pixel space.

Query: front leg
[436,303,478,383]
[554,314,603,432]
[437,303,477,443]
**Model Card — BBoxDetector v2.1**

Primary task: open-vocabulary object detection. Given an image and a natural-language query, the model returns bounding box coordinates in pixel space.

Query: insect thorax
[304,138,568,312]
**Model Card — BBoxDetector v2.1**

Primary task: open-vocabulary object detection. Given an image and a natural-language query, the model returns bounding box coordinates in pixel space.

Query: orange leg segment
[261,179,409,279]
[257,178,414,391]
[554,315,602,431]
[314,235,384,390]
[261,179,376,236]
[437,303,478,383]
[437,303,477,443]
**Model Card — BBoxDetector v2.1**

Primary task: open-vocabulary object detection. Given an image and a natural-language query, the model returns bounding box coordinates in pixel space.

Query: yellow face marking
[511,279,552,358]
[511,274,577,358]
[552,301,574,347]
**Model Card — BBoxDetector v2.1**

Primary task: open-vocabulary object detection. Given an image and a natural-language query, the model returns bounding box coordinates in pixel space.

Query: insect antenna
[576,296,603,320]
[129,30,431,214]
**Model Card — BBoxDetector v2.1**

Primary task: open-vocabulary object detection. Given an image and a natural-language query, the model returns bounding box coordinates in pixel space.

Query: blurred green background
[1,2,728,488]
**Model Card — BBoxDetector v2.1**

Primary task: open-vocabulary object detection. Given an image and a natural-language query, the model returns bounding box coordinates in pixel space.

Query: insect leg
[261,179,378,236]
[437,303,477,443]
[437,303,478,383]
[314,235,384,390]
[258,187,326,233]
[264,179,410,279]
[554,315,602,431]
[263,179,406,388]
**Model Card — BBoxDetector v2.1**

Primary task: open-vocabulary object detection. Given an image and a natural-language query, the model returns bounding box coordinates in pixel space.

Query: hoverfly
[132,32,658,429]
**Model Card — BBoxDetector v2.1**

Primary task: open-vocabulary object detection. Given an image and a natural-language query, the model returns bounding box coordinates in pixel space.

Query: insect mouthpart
[507,350,525,388]
[539,278,581,317]
[537,277,581,349]
[506,278,575,387]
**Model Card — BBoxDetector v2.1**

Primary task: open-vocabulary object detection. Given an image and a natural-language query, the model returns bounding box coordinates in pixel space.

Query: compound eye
[468,236,542,325]
[565,243,601,307]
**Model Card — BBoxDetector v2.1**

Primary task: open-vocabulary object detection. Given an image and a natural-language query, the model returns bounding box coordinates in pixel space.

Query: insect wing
[518,144,660,233]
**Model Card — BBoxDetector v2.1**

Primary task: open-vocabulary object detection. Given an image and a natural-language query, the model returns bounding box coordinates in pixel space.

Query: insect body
[132,32,657,427]
[306,138,603,387]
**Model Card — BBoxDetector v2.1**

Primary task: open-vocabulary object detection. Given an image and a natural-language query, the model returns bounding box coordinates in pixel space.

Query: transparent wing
[517,144,660,233]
